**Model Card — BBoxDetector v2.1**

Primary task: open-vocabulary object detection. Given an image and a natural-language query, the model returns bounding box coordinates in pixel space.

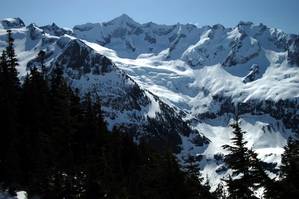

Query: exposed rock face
[0,17,25,29]
[196,95,299,135]
[243,64,259,83]
[27,24,43,40]
[52,39,208,153]
[144,94,209,152]
[223,35,261,67]
[40,23,73,37]
[55,39,114,75]
[288,35,299,66]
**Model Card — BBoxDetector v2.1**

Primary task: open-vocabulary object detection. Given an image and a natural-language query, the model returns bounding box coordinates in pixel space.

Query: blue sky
[0,0,298,33]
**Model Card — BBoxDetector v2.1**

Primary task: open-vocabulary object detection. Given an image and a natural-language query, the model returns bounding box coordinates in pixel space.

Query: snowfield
[0,15,299,192]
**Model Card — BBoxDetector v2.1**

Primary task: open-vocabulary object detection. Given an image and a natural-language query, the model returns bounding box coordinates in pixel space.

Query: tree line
[216,114,299,198]
[0,30,215,198]
[0,29,298,199]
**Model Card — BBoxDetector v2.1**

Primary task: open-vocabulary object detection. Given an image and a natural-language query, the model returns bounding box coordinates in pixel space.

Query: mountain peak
[118,13,131,19]
[117,14,133,20]
[0,17,25,29]
[107,14,139,26]
[237,21,254,31]
[51,22,59,27]
[40,22,72,36]
[238,21,253,26]
[212,24,225,30]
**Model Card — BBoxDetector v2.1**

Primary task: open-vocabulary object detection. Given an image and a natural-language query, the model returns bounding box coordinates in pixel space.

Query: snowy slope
[0,16,298,191]
[197,113,291,189]
[73,14,206,59]
[0,21,208,154]
[95,44,298,191]
[70,16,299,190]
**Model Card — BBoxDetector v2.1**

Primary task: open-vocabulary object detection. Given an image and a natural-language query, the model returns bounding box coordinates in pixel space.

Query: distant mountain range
[0,15,298,189]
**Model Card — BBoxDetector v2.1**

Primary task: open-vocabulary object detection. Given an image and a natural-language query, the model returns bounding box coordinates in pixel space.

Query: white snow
[195,113,291,190]
[146,92,161,118]
[0,16,298,196]
[0,191,27,199]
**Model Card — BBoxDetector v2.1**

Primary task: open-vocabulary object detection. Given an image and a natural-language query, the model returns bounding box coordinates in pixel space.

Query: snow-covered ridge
[0,15,298,191]
[0,25,207,154]
[40,23,73,36]
[0,17,25,29]
[70,15,298,67]
[68,16,299,190]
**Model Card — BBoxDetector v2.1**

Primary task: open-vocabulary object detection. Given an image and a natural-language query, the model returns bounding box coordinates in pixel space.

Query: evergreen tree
[213,182,227,199]
[18,67,52,194]
[49,66,74,169]
[38,50,46,75]
[184,154,202,178]
[68,88,84,165]
[154,151,187,199]
[277,138,299,198]
[183,154,214,199]
[247,149,280,199]
[0,30,21,194]
[0,38,218,198]
[280,138,299,184]
[0,51,9,183]
[6,30,19,88]
[222,114,256,199]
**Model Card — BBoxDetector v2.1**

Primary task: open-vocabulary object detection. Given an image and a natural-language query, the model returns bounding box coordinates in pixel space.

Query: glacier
[0,15,298,191]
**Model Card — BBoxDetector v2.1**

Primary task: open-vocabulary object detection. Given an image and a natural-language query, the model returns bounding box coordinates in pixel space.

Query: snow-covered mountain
[0,17,25,29]
[0,21,207,155]
[0,15,298,190]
